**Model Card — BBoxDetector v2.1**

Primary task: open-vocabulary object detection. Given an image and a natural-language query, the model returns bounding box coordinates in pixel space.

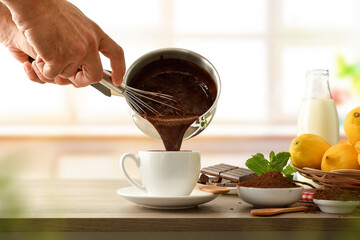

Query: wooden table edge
[1,217,360,232]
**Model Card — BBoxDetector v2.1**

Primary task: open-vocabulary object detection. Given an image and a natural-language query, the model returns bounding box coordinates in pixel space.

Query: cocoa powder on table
[237,171,298,188]
[304,204,320,213]
[313,188,360,201]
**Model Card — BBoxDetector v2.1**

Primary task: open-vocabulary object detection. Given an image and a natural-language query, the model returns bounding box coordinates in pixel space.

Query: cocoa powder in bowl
[238,171,298,188]
[313,188,360,201]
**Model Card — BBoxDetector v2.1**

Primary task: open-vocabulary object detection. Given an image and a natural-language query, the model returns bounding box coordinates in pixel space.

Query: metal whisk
[27,57,182,115]
[91,70,184,116]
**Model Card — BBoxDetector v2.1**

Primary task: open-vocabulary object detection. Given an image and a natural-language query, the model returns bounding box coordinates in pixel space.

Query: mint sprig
[245,151,296,180]
[244,153,269,176]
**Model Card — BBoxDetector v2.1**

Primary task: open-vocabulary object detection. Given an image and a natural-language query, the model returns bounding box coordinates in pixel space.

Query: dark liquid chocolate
[128,58,217,151]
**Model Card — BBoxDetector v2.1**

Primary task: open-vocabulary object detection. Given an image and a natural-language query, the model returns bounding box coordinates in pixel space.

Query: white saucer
[117,187,220,209]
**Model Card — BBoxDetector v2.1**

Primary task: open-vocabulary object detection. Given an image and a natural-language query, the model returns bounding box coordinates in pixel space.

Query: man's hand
[0,3,48,84]
[0,2,35,62]
[1,0,125,87]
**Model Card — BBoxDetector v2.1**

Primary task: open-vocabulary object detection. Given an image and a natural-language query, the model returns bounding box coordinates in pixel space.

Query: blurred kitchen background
[0,0,360,180]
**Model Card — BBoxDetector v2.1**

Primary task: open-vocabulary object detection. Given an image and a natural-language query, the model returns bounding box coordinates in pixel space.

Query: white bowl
[313,199,360,215]
[237,186,303,207]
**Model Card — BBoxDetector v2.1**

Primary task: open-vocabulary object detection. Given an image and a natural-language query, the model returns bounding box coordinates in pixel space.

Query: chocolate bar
[200,164,256,183]
[220,168,257,182]
[201,164,239,176]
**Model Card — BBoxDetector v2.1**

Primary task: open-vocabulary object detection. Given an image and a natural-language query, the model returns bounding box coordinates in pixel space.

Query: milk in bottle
[297,69,339,145]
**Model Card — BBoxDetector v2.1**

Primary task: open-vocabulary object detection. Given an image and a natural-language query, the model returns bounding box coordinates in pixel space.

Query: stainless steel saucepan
[123,48,221,140]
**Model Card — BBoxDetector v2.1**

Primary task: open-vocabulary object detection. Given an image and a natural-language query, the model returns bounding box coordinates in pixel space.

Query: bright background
[0,0,359,179]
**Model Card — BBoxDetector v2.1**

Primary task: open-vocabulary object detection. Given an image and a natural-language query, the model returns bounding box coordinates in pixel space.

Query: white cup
[120,151,201,197]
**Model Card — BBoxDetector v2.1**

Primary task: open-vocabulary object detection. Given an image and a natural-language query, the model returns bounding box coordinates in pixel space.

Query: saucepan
[123,48,221,140]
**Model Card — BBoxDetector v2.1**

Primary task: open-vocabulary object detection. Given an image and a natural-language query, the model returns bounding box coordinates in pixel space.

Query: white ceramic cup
[120,151,201,197]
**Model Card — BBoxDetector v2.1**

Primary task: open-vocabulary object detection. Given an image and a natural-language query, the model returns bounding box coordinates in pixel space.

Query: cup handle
[120,153,146,193]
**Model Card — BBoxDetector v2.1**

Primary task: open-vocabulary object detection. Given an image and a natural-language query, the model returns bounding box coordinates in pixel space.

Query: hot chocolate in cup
[120,151,201,197]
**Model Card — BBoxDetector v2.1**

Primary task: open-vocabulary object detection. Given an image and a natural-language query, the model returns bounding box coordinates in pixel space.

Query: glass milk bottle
[297,69,339,145]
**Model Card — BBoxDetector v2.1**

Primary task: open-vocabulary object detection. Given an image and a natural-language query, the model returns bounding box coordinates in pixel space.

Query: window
[0,0,359,135]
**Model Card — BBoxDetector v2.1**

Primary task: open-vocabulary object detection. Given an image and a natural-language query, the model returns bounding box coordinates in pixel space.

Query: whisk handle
[91,81,111,97]
[91,70,126,97]
[90,70,114,97]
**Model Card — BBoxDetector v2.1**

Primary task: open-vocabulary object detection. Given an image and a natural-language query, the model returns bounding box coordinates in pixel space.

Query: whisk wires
[124,86,184,116]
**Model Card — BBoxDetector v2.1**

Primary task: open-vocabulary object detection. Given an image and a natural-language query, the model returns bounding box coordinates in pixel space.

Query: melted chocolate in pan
[128,58,217,151]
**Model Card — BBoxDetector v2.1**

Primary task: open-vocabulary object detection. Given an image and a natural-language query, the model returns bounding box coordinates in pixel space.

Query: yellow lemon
[355,141,360,165]
[321,142,360,171]
[344,106,360,145]
[289,134,331,169]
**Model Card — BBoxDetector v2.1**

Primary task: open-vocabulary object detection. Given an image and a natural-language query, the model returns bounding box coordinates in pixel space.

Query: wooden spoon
[250,206,309,216]
[199,185,230,194]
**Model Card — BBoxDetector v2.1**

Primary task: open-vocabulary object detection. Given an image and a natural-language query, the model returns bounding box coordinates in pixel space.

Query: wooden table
[1,179,359,235]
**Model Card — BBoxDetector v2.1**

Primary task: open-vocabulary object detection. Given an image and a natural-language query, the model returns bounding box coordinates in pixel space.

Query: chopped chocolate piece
[223,182,237,187]
[209,176,222,183]
[204,182,237,188]
[205,182,225,187]
[198,174,210,184]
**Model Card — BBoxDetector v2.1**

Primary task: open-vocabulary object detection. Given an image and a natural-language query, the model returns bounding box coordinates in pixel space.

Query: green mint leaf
[282,165,297,181]
[245,153,269,176]
[269,151,275,163]
[282,164,297,176]
[269,152,291,172]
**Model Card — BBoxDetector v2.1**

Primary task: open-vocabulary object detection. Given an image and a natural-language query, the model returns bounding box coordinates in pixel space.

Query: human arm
[0,0,125,87]
[0,2,35,62]
[0,2,49,84]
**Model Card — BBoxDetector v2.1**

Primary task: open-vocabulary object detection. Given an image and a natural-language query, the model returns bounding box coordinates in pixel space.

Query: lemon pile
[289,106,360,171]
